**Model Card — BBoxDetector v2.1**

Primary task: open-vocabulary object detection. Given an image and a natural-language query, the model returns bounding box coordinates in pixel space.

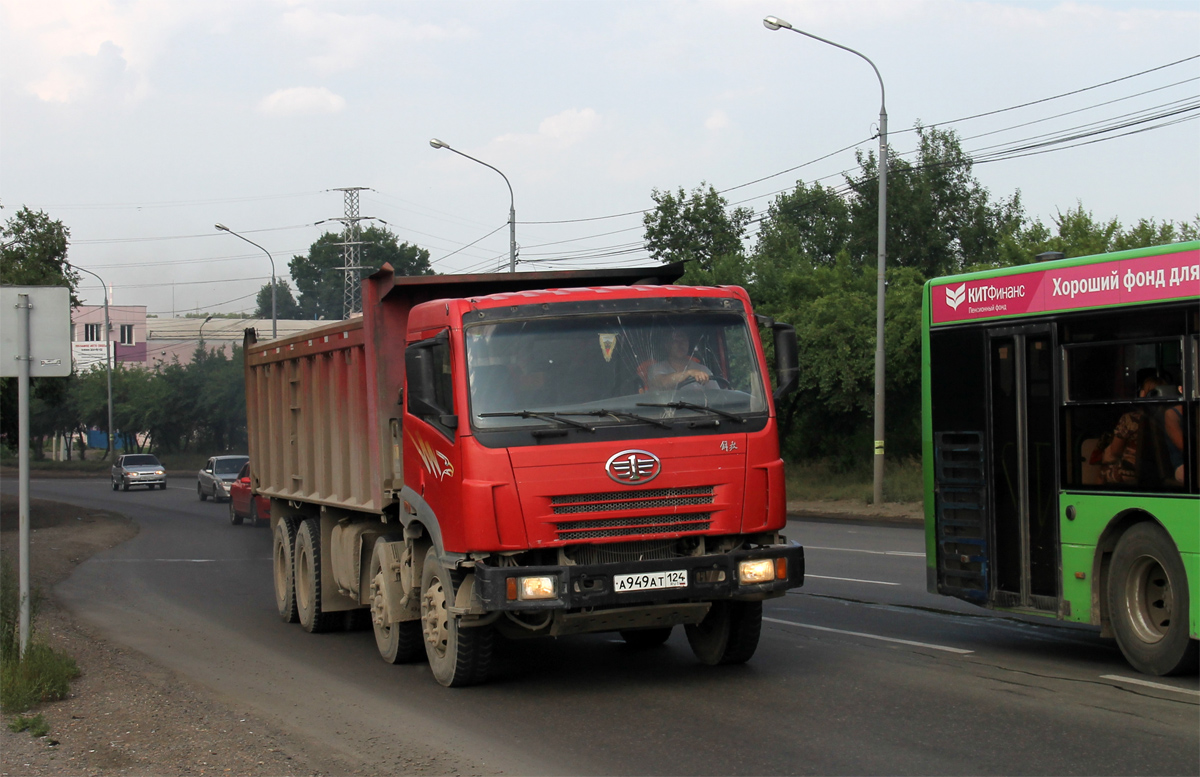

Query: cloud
[281,7,468,74]
[496,108,602,149]
[705,110,730,131]
[258,86,346,116]
[2,0,213,103]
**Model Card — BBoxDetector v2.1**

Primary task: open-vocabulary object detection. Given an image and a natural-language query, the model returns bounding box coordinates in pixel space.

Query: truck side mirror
[771,322,798,402]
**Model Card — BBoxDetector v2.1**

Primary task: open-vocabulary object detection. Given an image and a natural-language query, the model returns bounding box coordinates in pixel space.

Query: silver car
[197,455,249,502]
[111,454,167,491]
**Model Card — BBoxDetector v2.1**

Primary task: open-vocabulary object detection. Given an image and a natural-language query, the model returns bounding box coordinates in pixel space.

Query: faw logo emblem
[945,283,967,310]
[605,449,662,485]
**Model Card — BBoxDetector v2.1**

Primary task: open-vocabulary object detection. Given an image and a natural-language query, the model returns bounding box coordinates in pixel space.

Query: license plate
[613,570,687,593]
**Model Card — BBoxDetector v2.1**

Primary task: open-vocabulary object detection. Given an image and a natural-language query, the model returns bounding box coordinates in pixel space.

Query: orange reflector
[775,558,787,580]
[1075,572,1086,580]
[506,578,518,600]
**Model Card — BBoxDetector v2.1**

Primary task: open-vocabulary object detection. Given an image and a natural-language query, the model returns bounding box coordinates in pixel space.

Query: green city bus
[922,241,1199,675]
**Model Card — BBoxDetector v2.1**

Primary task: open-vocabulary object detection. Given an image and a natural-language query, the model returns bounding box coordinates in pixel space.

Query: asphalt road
[6,476,1199,775]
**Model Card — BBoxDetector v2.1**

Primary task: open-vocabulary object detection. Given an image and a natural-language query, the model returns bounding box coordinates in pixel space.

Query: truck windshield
[465,311,768,430]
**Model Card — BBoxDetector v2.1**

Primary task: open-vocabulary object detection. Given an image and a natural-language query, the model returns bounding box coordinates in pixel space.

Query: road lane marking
[1100,675,1200,697]
[805,574,900,586]
[764,617,974,654]
[806,546,924,557]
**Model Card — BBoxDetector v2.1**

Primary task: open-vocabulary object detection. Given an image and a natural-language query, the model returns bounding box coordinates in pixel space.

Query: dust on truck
[244,262,805,686]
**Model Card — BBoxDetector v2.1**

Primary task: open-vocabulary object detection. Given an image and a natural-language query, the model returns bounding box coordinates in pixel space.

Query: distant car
[228,461,268,527]
[111,454,167,491]
[197,455,249,502]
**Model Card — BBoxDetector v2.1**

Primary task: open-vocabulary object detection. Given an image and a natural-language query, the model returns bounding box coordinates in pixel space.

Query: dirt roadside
[0,493,346,777]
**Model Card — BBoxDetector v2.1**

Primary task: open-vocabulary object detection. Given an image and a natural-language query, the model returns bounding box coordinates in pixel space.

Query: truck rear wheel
[370,541,423,664]
[686,600,763,666]
[621,627,673,648]
[273,515,299,623]
[420,546,494,687]
[295,518,335,633]
[1108,522,1198,676]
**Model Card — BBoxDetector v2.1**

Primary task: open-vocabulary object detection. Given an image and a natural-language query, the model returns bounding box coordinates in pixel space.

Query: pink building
[71,305,148,370]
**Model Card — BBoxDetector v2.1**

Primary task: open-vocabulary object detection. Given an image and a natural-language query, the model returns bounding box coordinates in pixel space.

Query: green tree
[290,226,433,320]
[254,279,303,319]
[0,207,78,298]
[643,184,753,276]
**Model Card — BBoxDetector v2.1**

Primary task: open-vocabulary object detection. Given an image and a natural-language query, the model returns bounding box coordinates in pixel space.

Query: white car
[111,454,167,491]
[197,455,249,502]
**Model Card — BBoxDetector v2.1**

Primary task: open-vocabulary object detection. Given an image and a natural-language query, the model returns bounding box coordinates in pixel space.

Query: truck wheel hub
[422,577,449,655]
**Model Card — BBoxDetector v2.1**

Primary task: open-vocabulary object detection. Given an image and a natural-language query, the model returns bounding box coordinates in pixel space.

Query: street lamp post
[429,138,517,272]
[198,314,214,347]
[764,15,889,505]
[68,263,115,462]
[215,223,277,338]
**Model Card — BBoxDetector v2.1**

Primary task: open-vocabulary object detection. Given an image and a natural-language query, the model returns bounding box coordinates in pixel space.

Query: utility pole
[333,187,369,318]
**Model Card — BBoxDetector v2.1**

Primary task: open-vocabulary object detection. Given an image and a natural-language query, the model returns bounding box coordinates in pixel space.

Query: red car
[228,461,268,527]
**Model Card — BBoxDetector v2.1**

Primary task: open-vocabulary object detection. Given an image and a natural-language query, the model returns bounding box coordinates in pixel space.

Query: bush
[0,559,79,713]
[784,457,923,505]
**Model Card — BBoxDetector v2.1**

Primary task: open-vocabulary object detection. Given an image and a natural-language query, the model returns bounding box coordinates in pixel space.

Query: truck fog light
[519,576,557,600]
[738,559,775,584]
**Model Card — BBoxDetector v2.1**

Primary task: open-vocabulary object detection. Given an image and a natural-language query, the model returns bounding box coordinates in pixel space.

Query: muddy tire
[295,518,334,633]
[685,601,762,666]
[229,499,243,526]
[420,546,494,687]
[1108,522,1198,676]
[369,541,424,664]
[620,627,673,648]
[273,515,299,623]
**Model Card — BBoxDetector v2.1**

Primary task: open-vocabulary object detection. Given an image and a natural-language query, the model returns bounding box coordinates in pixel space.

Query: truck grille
[550,486,714,514]
[569,539,692,565]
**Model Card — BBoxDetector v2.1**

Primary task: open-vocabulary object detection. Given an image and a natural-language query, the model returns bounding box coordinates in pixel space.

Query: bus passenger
[1099,373,1174,486]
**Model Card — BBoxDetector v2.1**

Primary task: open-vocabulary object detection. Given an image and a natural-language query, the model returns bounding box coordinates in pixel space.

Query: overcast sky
[3,0,1198,317]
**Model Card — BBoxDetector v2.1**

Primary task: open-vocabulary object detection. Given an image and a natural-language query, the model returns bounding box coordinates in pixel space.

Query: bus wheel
[686,600,762,665]
[420,546,493,687]
[295,518,334,633]
[1108,522,1199,676]
[273,515,299,623]
[369,541,423,664]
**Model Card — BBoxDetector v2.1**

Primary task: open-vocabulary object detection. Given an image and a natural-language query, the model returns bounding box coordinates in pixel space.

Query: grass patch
[0,560,80,714]
[785,458,923,505]
[8,712,50,737]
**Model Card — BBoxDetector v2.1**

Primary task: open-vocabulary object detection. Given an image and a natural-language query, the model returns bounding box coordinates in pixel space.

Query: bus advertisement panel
[921,241,1199,677]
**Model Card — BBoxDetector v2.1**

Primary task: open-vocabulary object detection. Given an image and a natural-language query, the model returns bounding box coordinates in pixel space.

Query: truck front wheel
[686,600,763,665]
[370,541,423,664]
[295,518,335,633]
[273,515,299,623]
[420,546,494,687]
[1108,522,1198,676]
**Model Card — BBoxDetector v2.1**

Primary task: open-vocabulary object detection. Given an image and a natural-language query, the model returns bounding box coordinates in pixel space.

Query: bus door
[987,326,1060,612]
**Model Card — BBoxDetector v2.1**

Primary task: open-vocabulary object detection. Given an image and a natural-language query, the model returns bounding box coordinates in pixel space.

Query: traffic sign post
[1,286,71,656]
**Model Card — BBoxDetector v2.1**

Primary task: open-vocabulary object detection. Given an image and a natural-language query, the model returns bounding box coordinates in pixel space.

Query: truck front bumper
[473,543,804,612]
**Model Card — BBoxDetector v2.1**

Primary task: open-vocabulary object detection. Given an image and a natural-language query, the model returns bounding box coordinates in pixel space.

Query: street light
[67,263,115,462]
[215,223,277,338]
[198,314,214,347]
[764,14,889,506]
[429,138,518,272]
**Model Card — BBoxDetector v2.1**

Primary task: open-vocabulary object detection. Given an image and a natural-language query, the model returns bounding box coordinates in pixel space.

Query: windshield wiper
[555,409,672,429]
[479,410,596,432]
[636,400,747,424]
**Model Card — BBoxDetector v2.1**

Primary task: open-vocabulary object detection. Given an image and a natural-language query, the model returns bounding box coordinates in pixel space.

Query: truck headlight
[517,576,557,600]
[738,558,776,584]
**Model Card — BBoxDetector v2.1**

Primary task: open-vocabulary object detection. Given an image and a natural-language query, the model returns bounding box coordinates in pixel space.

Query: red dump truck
[244,263,804,686]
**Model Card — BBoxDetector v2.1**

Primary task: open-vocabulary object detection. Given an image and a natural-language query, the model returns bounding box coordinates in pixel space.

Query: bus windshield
[464,311,767,430]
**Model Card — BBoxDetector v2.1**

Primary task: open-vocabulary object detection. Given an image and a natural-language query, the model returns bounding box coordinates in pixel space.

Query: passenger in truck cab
[647,329,712,390]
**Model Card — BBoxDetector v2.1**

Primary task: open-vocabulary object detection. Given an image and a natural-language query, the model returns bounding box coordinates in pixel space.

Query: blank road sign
[0,285,72,378]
